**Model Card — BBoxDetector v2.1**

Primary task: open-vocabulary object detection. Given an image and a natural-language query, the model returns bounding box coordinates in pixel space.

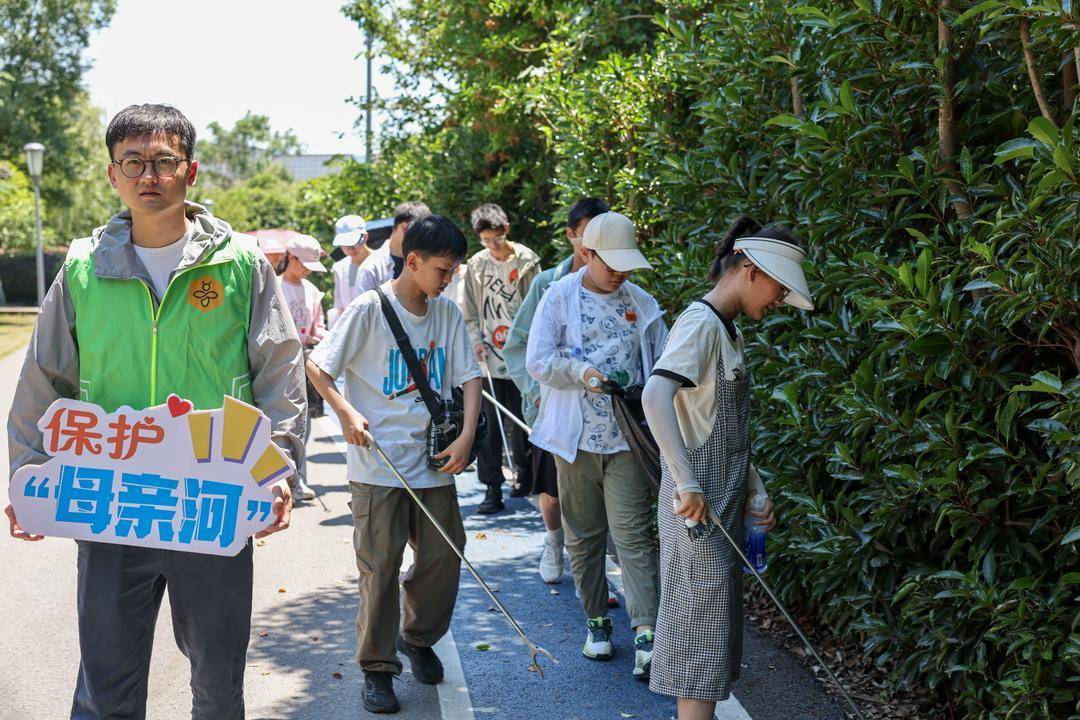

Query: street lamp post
[24,142,45,306]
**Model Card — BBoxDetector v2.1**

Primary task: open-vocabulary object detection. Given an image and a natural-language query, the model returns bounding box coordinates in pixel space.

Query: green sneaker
[582,616,613,660]
[633,630,653,680]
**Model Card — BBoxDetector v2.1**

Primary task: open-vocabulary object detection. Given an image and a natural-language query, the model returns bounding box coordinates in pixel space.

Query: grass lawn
[0,313,37,360]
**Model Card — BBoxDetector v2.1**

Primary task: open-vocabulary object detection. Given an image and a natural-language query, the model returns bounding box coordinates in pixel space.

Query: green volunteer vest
[65,233,255,413]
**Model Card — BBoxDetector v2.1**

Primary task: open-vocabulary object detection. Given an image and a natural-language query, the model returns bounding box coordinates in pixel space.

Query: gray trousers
[350,483,465,674]
[71,540,253,720]
[554,450,659,628]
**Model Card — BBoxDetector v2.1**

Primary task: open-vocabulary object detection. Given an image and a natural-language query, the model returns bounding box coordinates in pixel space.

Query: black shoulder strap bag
[376,288,487,470]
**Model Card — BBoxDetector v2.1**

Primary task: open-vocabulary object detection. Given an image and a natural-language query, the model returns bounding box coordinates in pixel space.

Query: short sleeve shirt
[309,282,482,488]
[651,301,745,452]
[281,278,324,345]
[576,285,642,454]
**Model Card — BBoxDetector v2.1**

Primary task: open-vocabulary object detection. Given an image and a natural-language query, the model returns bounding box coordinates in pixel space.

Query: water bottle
[743,493,768,573]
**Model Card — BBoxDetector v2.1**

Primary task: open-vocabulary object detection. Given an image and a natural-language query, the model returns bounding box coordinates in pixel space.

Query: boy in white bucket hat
[526,211,668,680]
[641,215,812,718]
[330,214,370,325]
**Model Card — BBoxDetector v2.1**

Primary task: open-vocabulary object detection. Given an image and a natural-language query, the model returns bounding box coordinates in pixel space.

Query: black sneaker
[362,671,399,714]
[476,485,504,514]
[395,635,444,684]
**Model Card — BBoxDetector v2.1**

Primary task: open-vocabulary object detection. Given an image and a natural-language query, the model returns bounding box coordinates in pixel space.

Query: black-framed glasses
[111,156,188,179]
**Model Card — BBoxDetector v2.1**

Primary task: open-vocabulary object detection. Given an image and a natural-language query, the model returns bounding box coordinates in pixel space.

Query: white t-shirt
[331,255,364,320]
[309,281,481,489]
[280,277,326,346]
[468,253,527,378]
[444,265,466,306]
[133,233,190,299]
[577,285,642,454]
[353,244,397,297]
[651,301,745,451]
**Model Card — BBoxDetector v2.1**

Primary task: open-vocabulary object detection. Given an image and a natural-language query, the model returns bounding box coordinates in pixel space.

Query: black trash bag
[603,381,660,490]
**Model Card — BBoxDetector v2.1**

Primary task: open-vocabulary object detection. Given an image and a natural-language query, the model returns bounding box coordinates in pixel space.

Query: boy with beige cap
[525,211,667,680]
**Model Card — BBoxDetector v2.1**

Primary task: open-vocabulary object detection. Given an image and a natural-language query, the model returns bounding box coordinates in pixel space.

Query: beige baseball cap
[581,212,652,272]
[287,234,327,272]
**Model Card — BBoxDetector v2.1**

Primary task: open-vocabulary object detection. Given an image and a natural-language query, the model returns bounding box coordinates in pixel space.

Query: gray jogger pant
[554,449,659,628]
[71,540,253,720]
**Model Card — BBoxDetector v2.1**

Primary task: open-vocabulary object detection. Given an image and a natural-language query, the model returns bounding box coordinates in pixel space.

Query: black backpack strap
[375,287,443,418]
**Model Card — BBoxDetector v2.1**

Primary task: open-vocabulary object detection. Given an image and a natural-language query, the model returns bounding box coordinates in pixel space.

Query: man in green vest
[4,104,306,719]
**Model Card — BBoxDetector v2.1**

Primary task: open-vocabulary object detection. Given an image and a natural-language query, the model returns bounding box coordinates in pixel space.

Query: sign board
[9,394,293,556]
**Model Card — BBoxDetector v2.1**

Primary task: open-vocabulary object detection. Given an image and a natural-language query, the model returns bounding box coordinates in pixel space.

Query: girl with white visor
[641,216,813,718]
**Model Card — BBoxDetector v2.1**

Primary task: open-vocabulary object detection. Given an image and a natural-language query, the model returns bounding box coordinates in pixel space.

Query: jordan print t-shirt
[309,281,481,489]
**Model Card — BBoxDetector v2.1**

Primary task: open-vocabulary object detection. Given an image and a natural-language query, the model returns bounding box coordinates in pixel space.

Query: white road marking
[318,416,477,720]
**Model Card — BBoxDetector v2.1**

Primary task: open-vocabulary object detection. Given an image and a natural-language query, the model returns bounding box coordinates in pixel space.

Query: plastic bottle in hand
[743,493,768,573]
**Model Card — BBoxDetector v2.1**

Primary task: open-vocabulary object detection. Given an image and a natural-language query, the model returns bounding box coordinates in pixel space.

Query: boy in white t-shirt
[281,233,328,502]
[307,215,481,715]
[526,211,668,681]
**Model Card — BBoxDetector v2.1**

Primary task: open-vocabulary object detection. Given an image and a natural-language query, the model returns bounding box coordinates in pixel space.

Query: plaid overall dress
[650,339,751,702]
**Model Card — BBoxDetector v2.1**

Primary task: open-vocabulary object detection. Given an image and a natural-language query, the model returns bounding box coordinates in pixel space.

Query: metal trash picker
[364,433,556,677]
[479,393,868,719]
[481,364,516,474]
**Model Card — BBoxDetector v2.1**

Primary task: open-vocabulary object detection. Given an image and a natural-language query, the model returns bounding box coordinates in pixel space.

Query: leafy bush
[338,2,1080,714]
[0,161,40,252]
[0,251,66,305]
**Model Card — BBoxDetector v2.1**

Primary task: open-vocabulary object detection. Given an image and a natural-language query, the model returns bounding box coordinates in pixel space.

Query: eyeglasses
[741,260,790,304]
[111,156,188,179]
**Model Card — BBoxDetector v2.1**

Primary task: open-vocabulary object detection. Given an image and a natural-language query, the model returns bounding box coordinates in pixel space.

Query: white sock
[546,528,564,546]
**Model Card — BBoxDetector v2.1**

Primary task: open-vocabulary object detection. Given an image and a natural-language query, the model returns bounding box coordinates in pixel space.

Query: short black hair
[403,215,469,261]
[393,200,432,228]
[470,203,509,233]
[105,104,197,160]
[567,198,610,230]
[710,215,802,281]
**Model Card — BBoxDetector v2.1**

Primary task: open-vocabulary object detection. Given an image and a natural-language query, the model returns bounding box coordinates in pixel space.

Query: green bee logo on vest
[188,276,223,313]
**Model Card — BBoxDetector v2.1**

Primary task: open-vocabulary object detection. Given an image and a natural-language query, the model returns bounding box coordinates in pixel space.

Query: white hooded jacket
[525,268,668,463]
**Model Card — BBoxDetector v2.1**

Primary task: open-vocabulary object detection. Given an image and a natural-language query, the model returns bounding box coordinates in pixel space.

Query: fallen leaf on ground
[278,588,286,593]
[475,532,487,540]
[474,643,492,651]
[258,630,268,637]
[332,672,342,679]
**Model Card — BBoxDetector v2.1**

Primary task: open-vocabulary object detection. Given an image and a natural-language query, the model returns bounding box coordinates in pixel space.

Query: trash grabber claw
[366,434,556,676]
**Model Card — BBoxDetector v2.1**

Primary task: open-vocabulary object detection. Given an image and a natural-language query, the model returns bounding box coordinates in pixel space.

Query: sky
[83,0,397,158]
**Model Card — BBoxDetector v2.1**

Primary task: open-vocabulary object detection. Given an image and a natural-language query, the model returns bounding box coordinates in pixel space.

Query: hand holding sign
[8,394,295,556]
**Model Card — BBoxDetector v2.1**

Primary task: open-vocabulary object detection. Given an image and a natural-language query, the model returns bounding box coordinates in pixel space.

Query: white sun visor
[732,236,814,310]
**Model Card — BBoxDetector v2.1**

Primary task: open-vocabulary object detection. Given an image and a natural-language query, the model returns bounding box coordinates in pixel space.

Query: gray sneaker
[582,616,613,661]
[633,630,653,680]
[539,536,564,583]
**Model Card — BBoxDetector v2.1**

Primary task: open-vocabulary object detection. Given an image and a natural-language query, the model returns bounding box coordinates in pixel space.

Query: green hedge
[338,2,1079,715]
[0,251,65,305]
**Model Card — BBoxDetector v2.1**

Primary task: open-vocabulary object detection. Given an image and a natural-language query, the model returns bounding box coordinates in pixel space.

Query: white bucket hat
[732,236,814,310]
[581,211,652,272]
[333,215,368,247]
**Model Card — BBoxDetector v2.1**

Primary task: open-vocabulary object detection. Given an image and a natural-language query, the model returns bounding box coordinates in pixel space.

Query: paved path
[0,342,851,719]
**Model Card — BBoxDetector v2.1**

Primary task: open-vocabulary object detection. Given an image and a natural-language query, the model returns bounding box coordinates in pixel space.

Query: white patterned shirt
[576,285,642,454]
